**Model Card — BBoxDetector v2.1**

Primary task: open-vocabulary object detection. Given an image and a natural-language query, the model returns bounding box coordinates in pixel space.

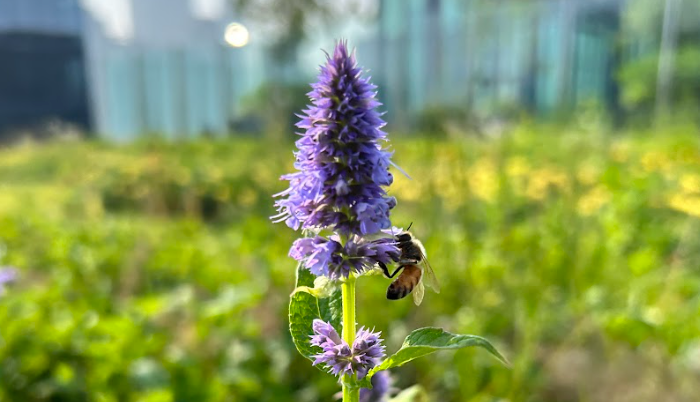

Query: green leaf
[288,263,321,362]
[359,327,508,388]
[388,385,429,402]
[318,287,342,333]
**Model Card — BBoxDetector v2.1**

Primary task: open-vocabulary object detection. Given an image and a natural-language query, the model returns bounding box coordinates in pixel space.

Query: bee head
[396,232,413,242]
[395,222,415,242]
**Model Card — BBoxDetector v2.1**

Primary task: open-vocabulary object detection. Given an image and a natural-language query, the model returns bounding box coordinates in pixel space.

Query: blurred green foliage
[1,126,700,401]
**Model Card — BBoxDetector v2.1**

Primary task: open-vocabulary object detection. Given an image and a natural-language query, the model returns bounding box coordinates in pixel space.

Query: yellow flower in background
[666,172,700,217]
[506,157,531,178]
[0,193,20,215]
[468,158,498,202]
[121,161,143,180]
[525,167,570,201]
[680,174,700,194]
[577,186,611,216]
[0,147,32,169]
[641,151,673,173]
[432,158,466,210]
[0,185,71,219]
[505,156,531,197]
[576,163,600,186]
[390,174,423,202]
[668,193,700,218]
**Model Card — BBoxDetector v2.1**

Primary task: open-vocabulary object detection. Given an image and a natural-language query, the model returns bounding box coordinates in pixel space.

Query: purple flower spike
[273,40,396,236]
[360,370,393,402]
[310,319,385,379]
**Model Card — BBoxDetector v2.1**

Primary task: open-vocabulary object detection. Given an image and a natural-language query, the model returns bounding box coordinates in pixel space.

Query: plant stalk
[342,274,359,402]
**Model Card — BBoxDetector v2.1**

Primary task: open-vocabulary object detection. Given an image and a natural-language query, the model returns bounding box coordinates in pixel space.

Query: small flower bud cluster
[310,319,385,379]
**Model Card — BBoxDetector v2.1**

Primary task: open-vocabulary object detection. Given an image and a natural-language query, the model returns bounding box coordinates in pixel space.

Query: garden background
[1,1,700,401]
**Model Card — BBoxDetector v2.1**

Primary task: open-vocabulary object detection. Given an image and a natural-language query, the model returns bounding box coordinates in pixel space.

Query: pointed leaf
[289,263,321,362]
[318,287,342,333]
[359,327,508,388]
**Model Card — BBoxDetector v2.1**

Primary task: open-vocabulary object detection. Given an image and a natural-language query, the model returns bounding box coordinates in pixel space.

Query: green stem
[343,383,359,401]
[342,274,359,402]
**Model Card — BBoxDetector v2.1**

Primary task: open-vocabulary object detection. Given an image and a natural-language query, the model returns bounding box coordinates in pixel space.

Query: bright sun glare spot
[224,23,249,48]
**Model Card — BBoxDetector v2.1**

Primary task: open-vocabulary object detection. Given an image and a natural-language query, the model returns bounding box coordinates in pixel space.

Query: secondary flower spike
[290,235,399,280]
[310,319,385,379]
[360,370,393,402]
[273,40,397,236]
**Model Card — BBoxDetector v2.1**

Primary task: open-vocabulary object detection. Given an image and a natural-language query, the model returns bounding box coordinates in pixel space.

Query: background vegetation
[1,125,700,401]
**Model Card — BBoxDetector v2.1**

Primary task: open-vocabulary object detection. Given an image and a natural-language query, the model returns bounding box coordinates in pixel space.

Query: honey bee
[378,224,440,305]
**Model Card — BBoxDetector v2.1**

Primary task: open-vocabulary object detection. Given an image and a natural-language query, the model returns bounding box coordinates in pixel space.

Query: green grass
[1,128,700,401]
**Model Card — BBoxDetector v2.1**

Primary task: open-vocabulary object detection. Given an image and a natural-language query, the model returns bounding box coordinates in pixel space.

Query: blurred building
[0,0,672,138]
[81,0,266,140]
[0,0,89,135]
[0,0,267,140]
[364,0,630,127]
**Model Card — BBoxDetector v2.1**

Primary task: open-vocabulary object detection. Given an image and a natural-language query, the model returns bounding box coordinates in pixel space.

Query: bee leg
[378,262,405,279]
[378,262,391,278]
[384,265,405,279]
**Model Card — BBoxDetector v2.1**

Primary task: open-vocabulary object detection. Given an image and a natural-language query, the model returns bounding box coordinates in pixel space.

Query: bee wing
[419,251,441,294]
[412,280,424,306]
